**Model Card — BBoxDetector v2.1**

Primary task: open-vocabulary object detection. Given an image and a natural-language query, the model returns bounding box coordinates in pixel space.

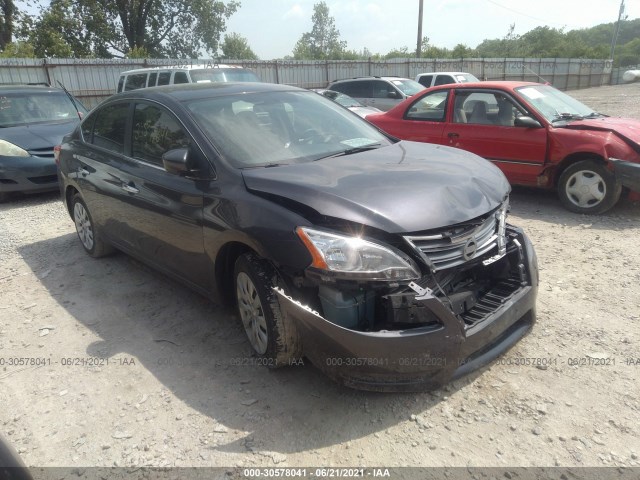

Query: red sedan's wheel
[558,160,621,214]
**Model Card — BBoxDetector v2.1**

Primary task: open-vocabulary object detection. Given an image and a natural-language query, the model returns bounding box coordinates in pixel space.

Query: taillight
[54,145,61,166]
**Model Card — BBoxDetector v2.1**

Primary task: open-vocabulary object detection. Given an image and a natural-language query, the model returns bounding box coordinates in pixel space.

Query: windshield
[185,90,392,168]
[515,85,596,122]
[190,68,260,83]
[456,73,479,83]
[390,79,426,96]
[0,91,84,127]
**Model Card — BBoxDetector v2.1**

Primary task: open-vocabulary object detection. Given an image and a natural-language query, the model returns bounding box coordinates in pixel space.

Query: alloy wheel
[236,271,269,354]
[73,202,94,251]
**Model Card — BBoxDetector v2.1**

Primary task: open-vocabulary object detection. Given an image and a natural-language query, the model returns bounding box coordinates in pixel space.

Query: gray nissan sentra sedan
[56,82,538,392]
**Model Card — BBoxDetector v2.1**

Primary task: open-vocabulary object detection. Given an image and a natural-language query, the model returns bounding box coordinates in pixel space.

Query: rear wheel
[558,160,621,214]
[71,194,114,257]
[234,252,301,366]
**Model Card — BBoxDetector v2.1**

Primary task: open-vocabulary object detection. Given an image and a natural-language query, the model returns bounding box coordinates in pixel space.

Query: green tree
[220,32,258,60]
[0,40,35,57]
[23,0,239,58]
[617,37,640,66]
[292,1,347,60]
[0,0,15,50]
[18,0,109,58]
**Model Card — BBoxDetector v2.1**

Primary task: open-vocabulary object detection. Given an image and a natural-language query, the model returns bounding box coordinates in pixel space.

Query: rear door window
[157,71,171,86]
[91,103,129,154]
[147,72,158,87]
[406,90,449,121]
[332,80,371,98]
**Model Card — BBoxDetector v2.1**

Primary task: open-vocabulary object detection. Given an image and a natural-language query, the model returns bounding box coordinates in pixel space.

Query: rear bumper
[276,229,538,392]
[611,158,640,192]
[0,156,58,195]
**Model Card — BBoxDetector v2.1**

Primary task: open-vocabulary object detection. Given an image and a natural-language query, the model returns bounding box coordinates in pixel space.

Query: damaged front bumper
[275,227,538,392]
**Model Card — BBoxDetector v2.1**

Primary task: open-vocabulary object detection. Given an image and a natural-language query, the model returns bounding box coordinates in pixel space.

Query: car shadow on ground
[0,190,60,206]
[17,232,492,456]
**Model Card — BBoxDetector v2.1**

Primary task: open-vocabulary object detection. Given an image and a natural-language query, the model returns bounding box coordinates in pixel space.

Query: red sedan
[367,81,640,214]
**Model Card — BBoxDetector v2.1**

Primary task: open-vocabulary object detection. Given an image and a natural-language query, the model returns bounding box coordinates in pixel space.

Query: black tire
[71,194,114,257]
[233,252,301,367]
[557,160,621,214]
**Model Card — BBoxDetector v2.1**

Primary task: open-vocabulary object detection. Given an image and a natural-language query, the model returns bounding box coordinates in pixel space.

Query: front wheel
[557,160,621,214]
[71,194,114,257]
[233,252,301,367]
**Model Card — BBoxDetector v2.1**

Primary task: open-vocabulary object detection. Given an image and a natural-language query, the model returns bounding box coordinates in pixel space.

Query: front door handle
[77,166,90,176]
[121,183,139,194]
[447,132,460,139]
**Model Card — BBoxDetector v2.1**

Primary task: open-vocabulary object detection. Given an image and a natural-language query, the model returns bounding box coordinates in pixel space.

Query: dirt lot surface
[1,83,640,473]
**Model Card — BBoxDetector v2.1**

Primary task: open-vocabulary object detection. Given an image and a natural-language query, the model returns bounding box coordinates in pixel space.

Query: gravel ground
[1,83,639,473]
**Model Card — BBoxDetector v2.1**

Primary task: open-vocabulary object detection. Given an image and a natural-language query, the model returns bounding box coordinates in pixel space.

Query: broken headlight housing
[296,227,420,281]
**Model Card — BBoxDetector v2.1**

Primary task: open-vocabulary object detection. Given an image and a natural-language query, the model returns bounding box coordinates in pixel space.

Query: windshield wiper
[313,144,382,161]
[583,111,607,118]
[241,162,289,169]
[552,112,584,122]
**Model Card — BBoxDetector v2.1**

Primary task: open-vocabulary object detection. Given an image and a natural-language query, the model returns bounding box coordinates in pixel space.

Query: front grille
[404,205,506,272]
[27,174,58,184]
[27,148,55,158]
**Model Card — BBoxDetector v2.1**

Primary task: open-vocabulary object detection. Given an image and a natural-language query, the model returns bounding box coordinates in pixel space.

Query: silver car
[327,76,425,111]
[314,89,381,118]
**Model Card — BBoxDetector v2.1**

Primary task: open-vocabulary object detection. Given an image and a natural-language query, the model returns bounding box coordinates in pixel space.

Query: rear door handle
[121,183,139,194]
[77,166,90,176]
[447,132,460,138]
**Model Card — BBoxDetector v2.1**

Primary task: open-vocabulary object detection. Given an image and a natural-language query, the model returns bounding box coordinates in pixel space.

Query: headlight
[0,140,29,157]
[296,227,420,281]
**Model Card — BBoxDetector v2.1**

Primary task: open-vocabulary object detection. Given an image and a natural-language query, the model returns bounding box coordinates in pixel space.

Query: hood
[0,120,79,151]
[565,116,640,151]
[242,141,510,233]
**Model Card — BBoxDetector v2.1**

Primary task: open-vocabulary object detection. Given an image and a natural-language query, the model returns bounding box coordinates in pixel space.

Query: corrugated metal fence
[0,57,614,109]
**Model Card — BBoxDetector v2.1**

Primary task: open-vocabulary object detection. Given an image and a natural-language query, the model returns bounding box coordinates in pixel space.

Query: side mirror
[514,115,542,128]
[162,148,190,175]
[387,91,400,99]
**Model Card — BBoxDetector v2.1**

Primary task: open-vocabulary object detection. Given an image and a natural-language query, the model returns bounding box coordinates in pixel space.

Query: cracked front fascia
[272,287,465,373]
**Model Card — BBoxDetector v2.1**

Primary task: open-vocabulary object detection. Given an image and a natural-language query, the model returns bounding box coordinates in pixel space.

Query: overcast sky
[225,0,637,59]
